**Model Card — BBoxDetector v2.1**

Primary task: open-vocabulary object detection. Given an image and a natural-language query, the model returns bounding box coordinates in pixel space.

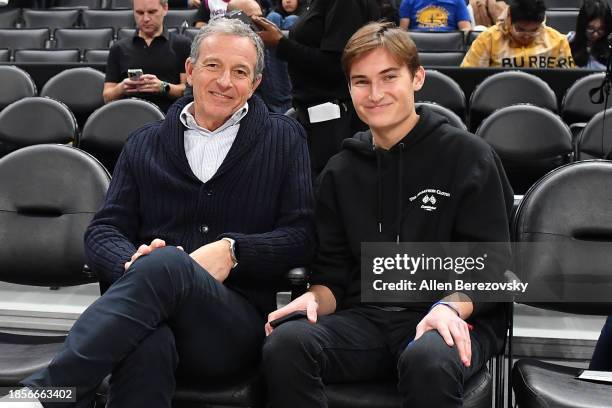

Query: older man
[103,0,191,112]
[15,18,314,408]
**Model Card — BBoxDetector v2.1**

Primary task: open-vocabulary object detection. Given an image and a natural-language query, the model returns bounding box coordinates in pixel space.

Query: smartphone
[269,311,308,328]
[226,10,261,32]
[127,68,143,81]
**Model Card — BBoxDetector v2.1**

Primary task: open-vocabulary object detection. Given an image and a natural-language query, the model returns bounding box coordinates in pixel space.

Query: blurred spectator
[267,0,304,30]
[569,0,612,70]
[590,316,612,370]
[399,0,472,31]
[469,0,508,27]
[168,0,201,8]
[103,0,190,112]
[255,0,381,176]
[195,0,231,27]
[461,0,574,68]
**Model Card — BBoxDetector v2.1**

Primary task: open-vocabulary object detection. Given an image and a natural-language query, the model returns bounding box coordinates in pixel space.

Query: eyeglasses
[511,23,543,36]
[586,27,606,35]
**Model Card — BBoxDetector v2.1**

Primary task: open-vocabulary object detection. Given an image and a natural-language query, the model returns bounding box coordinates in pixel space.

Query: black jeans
[263,306,487,408]
[23,247,265,408]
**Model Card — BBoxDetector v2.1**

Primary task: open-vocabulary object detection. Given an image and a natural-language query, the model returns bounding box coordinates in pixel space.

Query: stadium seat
[469,70,557,131]
[22,9,80,30]
[416,102,467,130]
[54,27,114,53]
[0,8,20,28]
[476,104,572,194]
[545,10,579,34]
[575,108,612,160]
[82,48,110,63]
[40,67,106,130]
[561,72,606,126]
[183,27,200,41]
[14,48,80,63]
[546,0,582,9]
[0,144,110,387]
[81,9,134,33]
[165,9,199,29]
[416,69,466,122]
[407,30,465,51]
[511,160,612,408]
[51,0,101,8]
[108,0,132,8]
[465,30,484,49]
[0,65,37,112]
[79,98,165,172]
[0,28,49,54]
[419,52,465,67]
[0,97,78,157]
[0,49,9,62]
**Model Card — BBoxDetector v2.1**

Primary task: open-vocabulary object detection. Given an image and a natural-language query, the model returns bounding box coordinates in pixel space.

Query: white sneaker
[0,388,43,408]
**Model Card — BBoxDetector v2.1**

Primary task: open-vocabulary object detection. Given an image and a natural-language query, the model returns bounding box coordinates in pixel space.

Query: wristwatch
[159,81,170,95]
[222,237,238,269]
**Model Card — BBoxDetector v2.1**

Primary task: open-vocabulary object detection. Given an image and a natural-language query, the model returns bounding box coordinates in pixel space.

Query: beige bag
[470,0,509,27]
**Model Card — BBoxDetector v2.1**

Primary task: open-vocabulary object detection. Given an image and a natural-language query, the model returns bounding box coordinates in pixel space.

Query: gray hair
[189,18,265,80]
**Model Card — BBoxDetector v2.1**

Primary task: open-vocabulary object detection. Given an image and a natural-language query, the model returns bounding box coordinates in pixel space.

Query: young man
[462,0,575,68]
[9,18,314,408]
[103,0,190,112]
[263,21,513,408]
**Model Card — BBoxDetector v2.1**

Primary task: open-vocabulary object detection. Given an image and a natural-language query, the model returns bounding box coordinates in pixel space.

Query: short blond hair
[342,21,421,78]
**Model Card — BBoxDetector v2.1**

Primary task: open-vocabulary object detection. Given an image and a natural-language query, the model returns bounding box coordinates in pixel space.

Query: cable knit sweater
[84,95,316,314]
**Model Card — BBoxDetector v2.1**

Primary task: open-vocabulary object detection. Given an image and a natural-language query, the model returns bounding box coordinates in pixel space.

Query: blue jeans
[23,247,265,408]
[590,316,612,370]
[263,306,488,408]
[267,11,299,29]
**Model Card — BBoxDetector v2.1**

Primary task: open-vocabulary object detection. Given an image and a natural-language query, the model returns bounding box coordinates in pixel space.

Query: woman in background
[267,0,305,30]
[569,0,612,70]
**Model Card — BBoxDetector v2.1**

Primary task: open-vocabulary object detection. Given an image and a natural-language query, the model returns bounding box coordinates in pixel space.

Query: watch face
[163,83,170,93]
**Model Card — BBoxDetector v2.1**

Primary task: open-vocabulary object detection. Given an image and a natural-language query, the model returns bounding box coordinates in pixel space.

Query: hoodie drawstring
[376,147,383,234]
[396,143,405,243]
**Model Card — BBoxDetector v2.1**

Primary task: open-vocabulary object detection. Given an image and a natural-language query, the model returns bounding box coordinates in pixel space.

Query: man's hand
[188,0,201,7]
[135,74,164,94]
[265,291,318,336]
[120,77,142,94]
[124,238,170,270]
[189,240,234,282]
[413,304,472,367]
[253,16,284,47]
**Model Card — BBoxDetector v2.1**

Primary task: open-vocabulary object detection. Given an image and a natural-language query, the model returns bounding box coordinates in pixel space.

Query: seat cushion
[0,332,66,386]
[325,366,492,408]
[513,359,612,408]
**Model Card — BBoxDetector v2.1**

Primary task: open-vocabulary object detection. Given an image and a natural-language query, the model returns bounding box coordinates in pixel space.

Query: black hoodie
[309,106,514,351]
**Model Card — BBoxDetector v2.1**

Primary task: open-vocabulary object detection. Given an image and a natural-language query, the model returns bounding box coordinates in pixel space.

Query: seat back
[416,102,467,130]
[40,67,106,129]
[0,97,77,155]
[0,8,21,28]
[0,65,37,111]
[51,0,101,8]
[546,0,581,8]
[512,160,612,313]
[415,70,466,121]
[0,49,8,62]
[22,9,80,30]
[575,108,612,160]
[54,27,114,50]
[14,48,81,63]
[545,10,579,34]
[165,9,199,29]
[183,27,200,41]
[407,30,465,51]
[79,98,165,172]
[419,52,464,67]
[469,71,557,131]
[109,0,132,8]
[0,28,49,53]
[0,145,110,286]
[561,72,606,125]
[82,48,109,62]
[476,104,572,194]
[81,9,134,32]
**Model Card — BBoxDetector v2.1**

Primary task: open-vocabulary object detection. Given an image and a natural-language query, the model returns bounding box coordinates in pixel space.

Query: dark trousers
[590,315,612,370]
[263,306,487,408]
[23,247,265,408]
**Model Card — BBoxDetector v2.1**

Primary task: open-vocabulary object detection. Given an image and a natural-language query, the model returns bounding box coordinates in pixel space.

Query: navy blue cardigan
[84,95,316,314]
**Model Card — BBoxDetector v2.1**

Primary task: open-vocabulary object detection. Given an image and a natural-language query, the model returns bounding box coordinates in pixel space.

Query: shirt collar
[133,26,170,42]
[180,101,249,134]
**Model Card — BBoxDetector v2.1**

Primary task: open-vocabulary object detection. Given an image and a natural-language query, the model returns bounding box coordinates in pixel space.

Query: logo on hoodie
[409,189,451,212]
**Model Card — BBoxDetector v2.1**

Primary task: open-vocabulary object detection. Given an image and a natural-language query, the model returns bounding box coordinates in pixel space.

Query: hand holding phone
[269,310,308,328]
[128,68,144,81]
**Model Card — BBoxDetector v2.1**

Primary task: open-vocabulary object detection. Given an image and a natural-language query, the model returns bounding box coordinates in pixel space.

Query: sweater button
[199,225,209,234]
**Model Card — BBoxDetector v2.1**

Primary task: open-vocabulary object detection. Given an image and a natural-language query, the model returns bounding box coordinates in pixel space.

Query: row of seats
[0,8,198,31]
[1,142,611,407]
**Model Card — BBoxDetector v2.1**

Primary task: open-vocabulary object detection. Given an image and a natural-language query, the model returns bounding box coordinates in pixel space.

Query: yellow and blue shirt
[399,0,471,31]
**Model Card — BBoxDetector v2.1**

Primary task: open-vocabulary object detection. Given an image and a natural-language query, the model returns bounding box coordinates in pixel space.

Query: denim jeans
[23,247,265,408]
